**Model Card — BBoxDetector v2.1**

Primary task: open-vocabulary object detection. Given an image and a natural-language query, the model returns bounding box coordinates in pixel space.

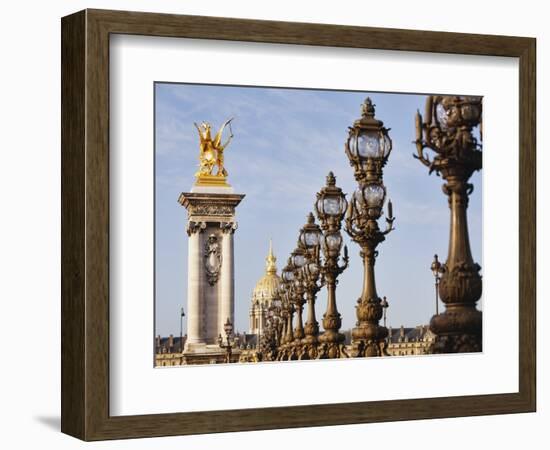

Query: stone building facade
[154,335,185,367]
[386,325,436,356]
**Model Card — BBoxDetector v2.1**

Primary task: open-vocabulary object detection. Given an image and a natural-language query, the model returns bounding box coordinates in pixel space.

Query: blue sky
[154,83,482,337]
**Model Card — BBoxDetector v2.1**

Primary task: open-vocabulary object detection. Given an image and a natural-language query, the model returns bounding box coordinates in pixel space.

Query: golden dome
[252,240,282,306]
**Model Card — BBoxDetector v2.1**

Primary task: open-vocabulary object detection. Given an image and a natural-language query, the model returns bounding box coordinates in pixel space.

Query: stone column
[179,190,244,356]
[185,221,204,345]
[219,224,235,338]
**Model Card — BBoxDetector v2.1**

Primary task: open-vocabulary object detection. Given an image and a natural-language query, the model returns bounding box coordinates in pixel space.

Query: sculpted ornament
[438,261,482,305]
[204,234,222,286]
[189,203,235,217]
[186,220,206,236]
[194,118,234,179]
[220,221,238,234]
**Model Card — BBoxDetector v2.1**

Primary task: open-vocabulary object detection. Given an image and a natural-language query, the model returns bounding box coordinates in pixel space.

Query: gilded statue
[193,118,234,180]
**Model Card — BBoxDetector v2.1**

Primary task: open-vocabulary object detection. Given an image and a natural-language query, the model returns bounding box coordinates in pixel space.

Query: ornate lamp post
[414,95,483,353]
[344,98,395,358]
[278,294,289,359]
[179,306,185,353]
[268,291,283,348]
[290,247,307,359]
[294,227,322,360]
[217,317,235,363]
[259,317,275,361]
[259,294,282,361]
[279,259,296,360]
[381,296,389,328]
[430,254,445,316]
[314,174,350,359]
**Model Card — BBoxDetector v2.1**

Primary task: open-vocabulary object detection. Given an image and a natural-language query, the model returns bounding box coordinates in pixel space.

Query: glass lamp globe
[291,250,306,269]
[350,129,392,160]
[380,133,392,157]
[352,187,365,210]
[356,131,380,158]
[315,172,348,227]
[346,98,392,164]
[436,102,450,130]
[307,262,319,277]
[299,214,322,249]
[304,231,320,247]
[363,184,386,208]
[325,232,343,252]
[435,96,481,130]
[317,193,346,216]
[282,263,294,283]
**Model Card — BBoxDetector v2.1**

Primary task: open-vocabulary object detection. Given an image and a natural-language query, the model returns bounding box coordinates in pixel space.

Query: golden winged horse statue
[193,118,234,180]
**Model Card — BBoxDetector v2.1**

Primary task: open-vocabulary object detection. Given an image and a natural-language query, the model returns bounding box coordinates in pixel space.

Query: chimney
[168,334,174,349]
[156,335,161,347]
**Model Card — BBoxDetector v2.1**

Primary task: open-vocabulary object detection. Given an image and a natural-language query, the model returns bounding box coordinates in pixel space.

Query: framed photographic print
[61,9,536,441]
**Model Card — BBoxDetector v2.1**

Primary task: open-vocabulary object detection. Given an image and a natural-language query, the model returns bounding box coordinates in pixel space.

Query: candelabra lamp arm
[413,109,444,173]
[338,245,350,273]
[413,109,430,165]
[413,141,432,168]
[344,200,363,241]
[383,215,396,235]
[380,198,396,235]
[344,214,353,238]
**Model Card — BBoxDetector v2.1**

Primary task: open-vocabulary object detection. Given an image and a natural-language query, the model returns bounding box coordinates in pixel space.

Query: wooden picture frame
[61,8,536,441]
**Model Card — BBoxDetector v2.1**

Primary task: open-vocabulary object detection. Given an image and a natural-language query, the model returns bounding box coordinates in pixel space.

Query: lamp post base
[318,338,348,359]
[429,307,482,353]
[351,296,389,357]
[351,323,389,357]
[299,334,319,360]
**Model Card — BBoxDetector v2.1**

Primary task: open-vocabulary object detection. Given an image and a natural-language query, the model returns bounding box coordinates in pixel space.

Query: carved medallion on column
[204,234,222,286]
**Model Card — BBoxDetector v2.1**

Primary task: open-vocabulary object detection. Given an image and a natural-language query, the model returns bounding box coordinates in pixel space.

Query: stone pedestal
[178,185,244,354]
